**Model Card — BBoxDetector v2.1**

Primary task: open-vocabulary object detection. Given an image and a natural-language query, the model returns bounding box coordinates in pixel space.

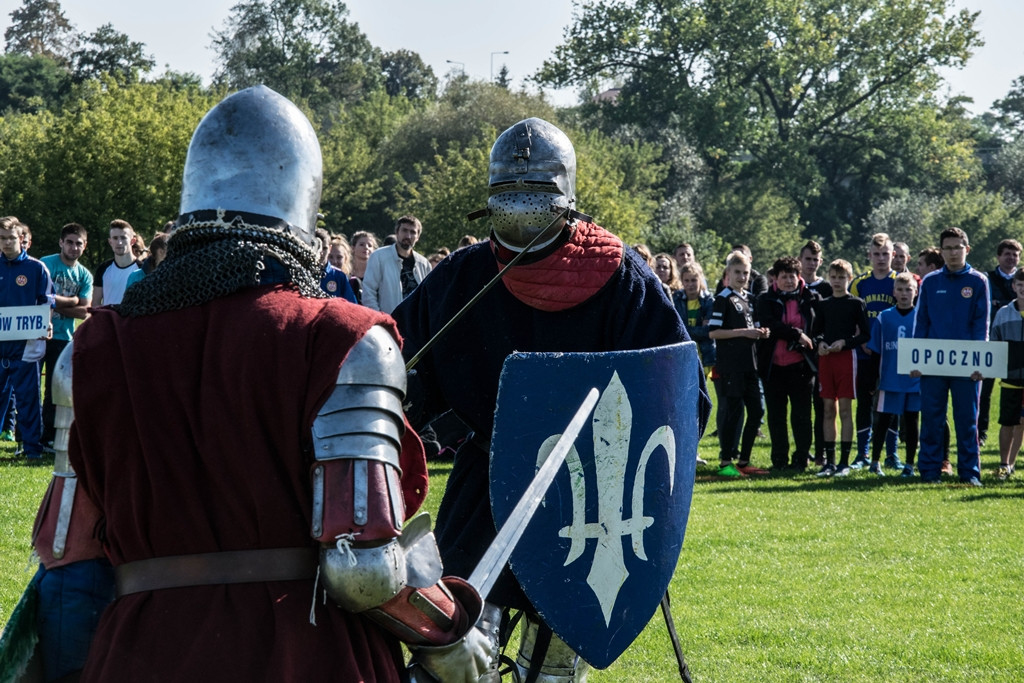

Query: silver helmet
[178,85,323,246]
[486,117,576,252]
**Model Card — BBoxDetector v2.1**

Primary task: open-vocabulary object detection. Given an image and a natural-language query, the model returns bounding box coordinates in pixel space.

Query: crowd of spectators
[640,231,1017,486]
[0,213,485,459]
[5,211,1012,488]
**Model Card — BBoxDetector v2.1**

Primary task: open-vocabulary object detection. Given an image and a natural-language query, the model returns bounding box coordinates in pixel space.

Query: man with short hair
[979,238,1022,444]
[673,242,695,270]
[911,227,989,485]
[797,240,829,464]
[93,219,140,306]
[799,240,831,298]
[850,232,898,467]
[917,247,943,277]
[0,216,54,460]
[892,242,911,273]
[39,224,92,447]
[361,215,431,313]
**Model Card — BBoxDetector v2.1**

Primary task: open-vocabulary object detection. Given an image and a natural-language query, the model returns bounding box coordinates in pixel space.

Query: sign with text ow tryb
[0,305,50,342]
[897,338,1007,379]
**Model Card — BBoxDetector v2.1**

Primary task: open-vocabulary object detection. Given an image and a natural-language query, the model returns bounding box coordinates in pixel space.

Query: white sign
[897,338,1007,379]
[0,304,51,342]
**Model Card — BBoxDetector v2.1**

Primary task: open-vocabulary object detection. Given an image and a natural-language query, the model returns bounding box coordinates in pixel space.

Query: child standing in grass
[675,261,716,376]
[756,256,820,471]
[709,251,771,476]
[866,272,920,477]
[811,259,871,477]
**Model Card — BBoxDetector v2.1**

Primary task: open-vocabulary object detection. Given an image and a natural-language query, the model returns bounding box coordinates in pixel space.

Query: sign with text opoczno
[897,338,1007,378]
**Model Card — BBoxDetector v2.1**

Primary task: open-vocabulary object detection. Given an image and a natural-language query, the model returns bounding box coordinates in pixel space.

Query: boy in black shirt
[811,259,871,476]
[709,251,771,476]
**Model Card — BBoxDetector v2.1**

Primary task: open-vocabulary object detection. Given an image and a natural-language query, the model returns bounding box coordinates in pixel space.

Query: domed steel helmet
[483,117,577,252]
[178,85,323,245]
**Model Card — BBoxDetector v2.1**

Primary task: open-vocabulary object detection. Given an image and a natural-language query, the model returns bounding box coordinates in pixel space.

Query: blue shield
[489,342,702,669]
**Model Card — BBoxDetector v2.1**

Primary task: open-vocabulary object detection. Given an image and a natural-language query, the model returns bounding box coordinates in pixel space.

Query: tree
[991,75,1024,139]
[0,80,218,264]
[865,189,1024,268]
[210,0,382,113]
[378,79,558,188]
[495,65,511,90]
[151,70,205,91]
[0,52,68,113]
[388,81,672,250]
[537,0,983,242]
[863,192,943,254]
[3,0,75,65]
[71,23,155,83]
[699,177,806,268]
[393,141,492,252]
[381,49,437,100]
[318,90,415,232]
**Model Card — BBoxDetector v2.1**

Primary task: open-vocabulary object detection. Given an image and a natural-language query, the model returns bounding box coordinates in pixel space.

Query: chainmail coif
[114,214,326,318]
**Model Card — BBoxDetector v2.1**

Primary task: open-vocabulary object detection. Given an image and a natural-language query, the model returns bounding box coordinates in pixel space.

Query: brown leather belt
[115,547,318,597]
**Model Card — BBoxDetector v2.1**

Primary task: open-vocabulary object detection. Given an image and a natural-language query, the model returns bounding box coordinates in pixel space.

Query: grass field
[3,393,1023,681]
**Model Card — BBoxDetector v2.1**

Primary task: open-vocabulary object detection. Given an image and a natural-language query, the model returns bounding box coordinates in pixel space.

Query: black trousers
[764,362,814,468]
[41,338,68,444]
[855,353,880,443]
[717,371,763,464]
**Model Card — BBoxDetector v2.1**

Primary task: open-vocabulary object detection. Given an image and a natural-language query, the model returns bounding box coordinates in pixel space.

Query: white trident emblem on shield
[535,371,676,625]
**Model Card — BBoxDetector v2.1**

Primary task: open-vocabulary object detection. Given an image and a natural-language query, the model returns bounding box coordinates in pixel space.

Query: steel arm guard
[312,325,484,649]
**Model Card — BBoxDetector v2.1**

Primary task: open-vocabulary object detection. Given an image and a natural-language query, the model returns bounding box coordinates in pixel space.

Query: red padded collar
[492,222,623,312]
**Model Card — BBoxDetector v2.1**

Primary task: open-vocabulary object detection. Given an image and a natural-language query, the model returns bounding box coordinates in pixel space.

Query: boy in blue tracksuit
[912,227,990,485]
[0,216,54,459]
[867,273,921,477]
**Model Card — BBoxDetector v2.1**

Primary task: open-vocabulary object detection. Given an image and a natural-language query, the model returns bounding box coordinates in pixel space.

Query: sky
[0,0,1019,114]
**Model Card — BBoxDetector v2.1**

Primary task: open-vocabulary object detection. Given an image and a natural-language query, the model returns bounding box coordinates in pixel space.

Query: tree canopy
[72,23,155,83]
[2,0,1024,269]
[210,0,383,113]
[3,0,75,65]
[538,0,982,249]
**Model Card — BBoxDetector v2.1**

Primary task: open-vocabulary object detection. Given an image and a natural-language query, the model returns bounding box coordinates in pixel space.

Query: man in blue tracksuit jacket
[0,216,54,459]
[913,226,990,484]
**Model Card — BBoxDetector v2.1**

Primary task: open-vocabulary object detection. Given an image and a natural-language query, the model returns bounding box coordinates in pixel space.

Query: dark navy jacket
[0,249,54,359]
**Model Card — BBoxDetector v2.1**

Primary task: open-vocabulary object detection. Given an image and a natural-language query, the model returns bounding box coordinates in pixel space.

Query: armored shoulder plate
[335,326,407,392]
[312,325,406,467]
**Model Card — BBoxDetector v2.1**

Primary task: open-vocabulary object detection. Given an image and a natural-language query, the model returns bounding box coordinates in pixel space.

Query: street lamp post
[446,59,465,76]
[491,51,509,81]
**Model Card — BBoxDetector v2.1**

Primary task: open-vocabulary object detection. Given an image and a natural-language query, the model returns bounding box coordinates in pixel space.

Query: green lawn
[3,394,1023,681]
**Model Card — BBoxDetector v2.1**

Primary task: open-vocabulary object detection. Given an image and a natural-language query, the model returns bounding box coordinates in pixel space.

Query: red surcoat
[68,285,428,682]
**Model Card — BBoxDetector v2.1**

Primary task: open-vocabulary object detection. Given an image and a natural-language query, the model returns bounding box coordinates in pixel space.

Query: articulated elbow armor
[48,342,77,560]
[32,340,106,568]
[310,325,407,544]
[312,325,484,650]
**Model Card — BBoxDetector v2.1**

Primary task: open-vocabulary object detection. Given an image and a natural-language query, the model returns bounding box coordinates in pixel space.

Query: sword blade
[467,387,600,598]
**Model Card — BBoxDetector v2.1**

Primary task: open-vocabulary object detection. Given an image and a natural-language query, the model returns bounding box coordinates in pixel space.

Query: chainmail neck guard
[114,212,327,318]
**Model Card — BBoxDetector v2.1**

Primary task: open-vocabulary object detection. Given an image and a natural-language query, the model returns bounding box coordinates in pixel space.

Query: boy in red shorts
[811,259,871,477]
